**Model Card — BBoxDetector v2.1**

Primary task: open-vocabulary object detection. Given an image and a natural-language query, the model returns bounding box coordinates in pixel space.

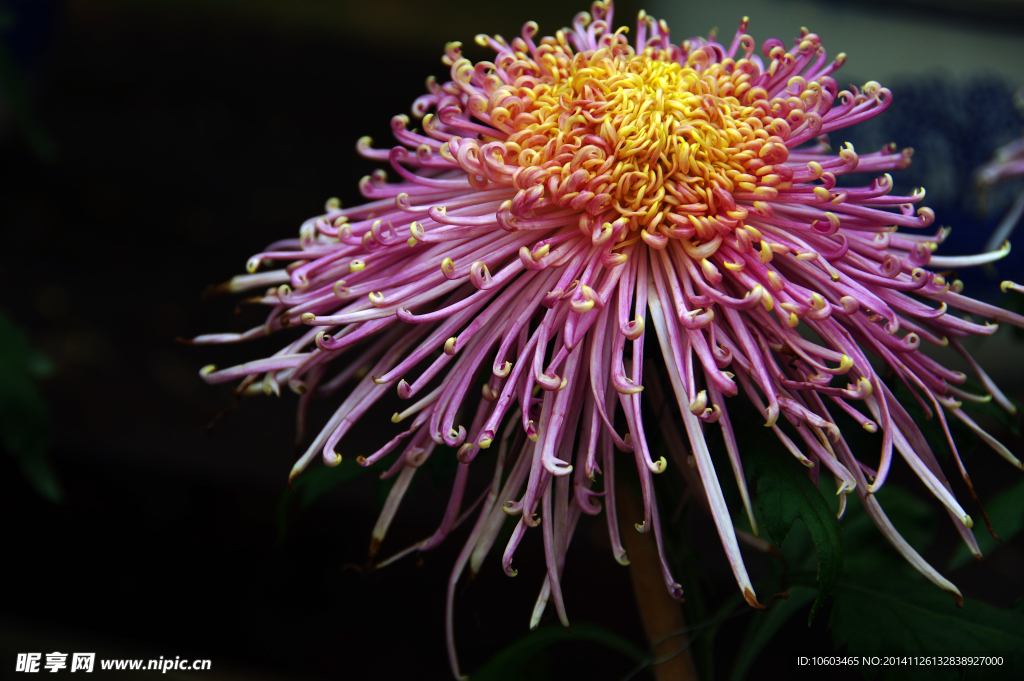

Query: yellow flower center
[493,46,803,252]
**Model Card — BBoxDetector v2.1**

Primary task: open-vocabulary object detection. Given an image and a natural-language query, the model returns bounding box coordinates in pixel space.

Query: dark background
[1,1,1023,679]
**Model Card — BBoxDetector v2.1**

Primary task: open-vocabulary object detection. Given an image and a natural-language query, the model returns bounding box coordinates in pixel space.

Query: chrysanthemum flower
[197,2,1024,675]
[976,88,1024,252]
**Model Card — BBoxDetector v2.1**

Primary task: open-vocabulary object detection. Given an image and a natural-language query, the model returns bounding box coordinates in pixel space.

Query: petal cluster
[196,3,1024,677]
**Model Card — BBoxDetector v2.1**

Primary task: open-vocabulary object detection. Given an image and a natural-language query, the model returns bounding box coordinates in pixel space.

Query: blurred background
[1,0,1022,679]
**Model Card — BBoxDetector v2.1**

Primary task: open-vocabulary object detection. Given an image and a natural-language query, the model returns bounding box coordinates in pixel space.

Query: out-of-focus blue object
[0,0,63,68]
[838,77,1024,297]
[0,0,64,159]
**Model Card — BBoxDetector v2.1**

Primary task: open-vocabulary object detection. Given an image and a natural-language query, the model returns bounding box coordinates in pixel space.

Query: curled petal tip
[457,443,476,461]
[396,380,412,399]
[616,382,643,395]
[824,423,840,443]
[446,426,467,446]
[545,460,574,476]
[689,391,708,415]
[440,257,457,279]
[621,315,645,340]
[743,588,767,610]
[836,355,854,374]
[858,378,874,398]
[287,464,303,490]
[614,551,630,566]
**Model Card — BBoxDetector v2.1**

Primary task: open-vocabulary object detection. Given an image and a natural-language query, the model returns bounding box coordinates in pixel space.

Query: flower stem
[618,480,698,681]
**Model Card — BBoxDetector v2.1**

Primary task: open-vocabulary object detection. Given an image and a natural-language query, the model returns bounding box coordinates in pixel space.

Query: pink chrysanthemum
[197,3,1024,675]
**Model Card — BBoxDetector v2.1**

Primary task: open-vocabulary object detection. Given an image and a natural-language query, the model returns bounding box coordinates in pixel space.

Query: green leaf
[890,380,1023,463]
[729,585,817,681]
[0,310,62,503]
[959,378,1022,438]
[430,439,460,487]
[471,621,646,681]
[962,399,1022,439]
[276,456,376,541]
[744,444,843,623]
[294,456,374,509]
[949,477,1024,570]
[831,579,1024,680]
[887,383,971,463]
[839,485,935,572]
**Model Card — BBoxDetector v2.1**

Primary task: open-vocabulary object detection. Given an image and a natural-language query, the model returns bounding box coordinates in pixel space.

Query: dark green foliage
[728,585,818,681]
[960,390,1022,439]
[840,485,935,570]
[830,580,1024,680]
[471,622,646,681]
[727,479,1024,680]
[276,455,375,542]
[0,310,62,502]
[743,443,844,623]
[949,477,1024,570]
[297,456,375,508]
